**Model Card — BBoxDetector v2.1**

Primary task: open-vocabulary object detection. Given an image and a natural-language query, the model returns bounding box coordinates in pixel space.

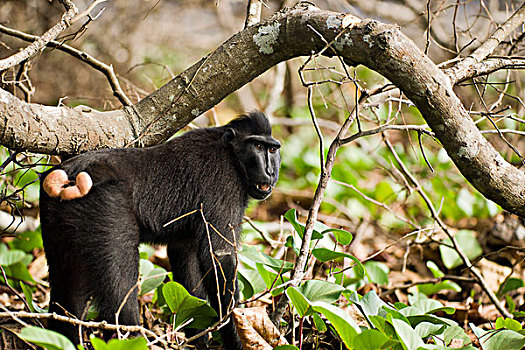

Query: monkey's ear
[222,128,236,143]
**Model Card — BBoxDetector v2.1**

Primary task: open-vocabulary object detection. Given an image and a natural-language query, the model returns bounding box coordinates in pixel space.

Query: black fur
[39,111,280,349]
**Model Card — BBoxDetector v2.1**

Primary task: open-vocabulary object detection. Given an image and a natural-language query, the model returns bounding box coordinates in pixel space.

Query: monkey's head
[222,111,281,200]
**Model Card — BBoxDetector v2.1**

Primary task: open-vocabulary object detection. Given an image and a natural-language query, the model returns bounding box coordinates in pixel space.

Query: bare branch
[0,310,166,347]
[0,24,131,106]
[451,56,525,83]
[445,2,525,84]
[384,137,512,318]
[0,3,80,71]
[272,89,369,324]
[245,0,263,28]
[0,89,134,155]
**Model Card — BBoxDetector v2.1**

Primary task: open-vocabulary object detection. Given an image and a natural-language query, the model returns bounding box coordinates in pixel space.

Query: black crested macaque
[39,111,281,349]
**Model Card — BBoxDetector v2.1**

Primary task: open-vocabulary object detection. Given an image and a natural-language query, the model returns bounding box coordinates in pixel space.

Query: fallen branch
[0,310,168,348]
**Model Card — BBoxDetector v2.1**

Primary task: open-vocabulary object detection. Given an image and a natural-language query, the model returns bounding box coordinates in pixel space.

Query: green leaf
[369,315,397,339]
[374,181,395,203]
[273,346,300,350]
[21,282,45,313]
[407,314,457,329]
[312,313,327,332]
[238,263,267,296]
[283,209,323,240]
[391,318,425,350]
[286,287,312,318]
[162,281,217,329]
[139,259,167,295]
[287,280,345,318]
[240,245,293,272]
[18,326,76,350]
[311,248,365,279]
[359,290,394,317]
[471,323,525,350]
[10,229,43,252]
[426,261,444,278]
[237,270,254,299]
[255,263,287,296]
[311,301,360,347]
[407,293,426,306]
[414,322,445,338]
[3,262,35,283]
[350,329,389,350]
[321,228,353,245]
[382,306,411,325]
[443,325,473,348]
[0,244,27,266]
[417,280,461,296]
[311,248,347,262]
[256,262,277,289]
[498,278,524,297]
[285,235,300,256]
[284,209,305,238]
[138,244,155,259]
[364,261,389,285]
[495,317,522,332]
[406,299,455,316]
[295,280,345,303]
[90,336,148,350]
[439,230,482,269]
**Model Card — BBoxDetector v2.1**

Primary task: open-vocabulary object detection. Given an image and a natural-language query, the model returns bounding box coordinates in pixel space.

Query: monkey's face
[242,136,281,200]
[224,129,281,200]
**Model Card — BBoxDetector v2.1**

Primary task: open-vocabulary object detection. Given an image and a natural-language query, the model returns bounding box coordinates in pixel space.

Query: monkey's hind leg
[198,245,243,350]
[85,204,142,339]
[46,256,92,343]
[167,245,209,348]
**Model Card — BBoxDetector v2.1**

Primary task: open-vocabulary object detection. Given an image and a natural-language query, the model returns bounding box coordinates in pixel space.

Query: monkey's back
[40,126,248,246]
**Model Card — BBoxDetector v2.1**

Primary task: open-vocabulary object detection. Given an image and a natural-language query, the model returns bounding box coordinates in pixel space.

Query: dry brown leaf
[28,254,48,280]
[233,306,288,350]
[477,259,512,293]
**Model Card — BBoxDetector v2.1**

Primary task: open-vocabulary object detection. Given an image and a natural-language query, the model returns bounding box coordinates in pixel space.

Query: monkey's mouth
[250,182,274,200]
[255,183,272,193]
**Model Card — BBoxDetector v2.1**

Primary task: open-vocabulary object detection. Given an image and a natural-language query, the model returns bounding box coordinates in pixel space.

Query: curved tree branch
[0,4,524,217]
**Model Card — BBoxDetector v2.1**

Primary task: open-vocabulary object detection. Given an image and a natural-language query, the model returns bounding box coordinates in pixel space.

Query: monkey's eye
[269,147,277,154]
[254,143,264,150]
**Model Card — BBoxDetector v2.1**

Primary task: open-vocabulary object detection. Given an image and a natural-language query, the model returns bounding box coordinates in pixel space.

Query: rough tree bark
[0,4,524,217]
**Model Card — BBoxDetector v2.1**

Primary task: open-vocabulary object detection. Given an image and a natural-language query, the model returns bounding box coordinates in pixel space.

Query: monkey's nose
[265,165,274,177]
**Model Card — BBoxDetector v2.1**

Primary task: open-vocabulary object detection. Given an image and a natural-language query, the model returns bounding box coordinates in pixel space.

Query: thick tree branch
[0,4,524,217]
[0,90,134,154]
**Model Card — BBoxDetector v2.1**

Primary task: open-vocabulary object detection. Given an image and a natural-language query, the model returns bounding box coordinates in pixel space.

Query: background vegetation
[0,0,524,349]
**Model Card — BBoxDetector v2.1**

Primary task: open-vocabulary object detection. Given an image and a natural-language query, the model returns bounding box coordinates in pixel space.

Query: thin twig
[245,0,263,28]
[0,311,165,345]
[271,88,369,324]
[0,0,90,70]
[445,2,525,84]
[383,137,512,318]
[0,24,131,106]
